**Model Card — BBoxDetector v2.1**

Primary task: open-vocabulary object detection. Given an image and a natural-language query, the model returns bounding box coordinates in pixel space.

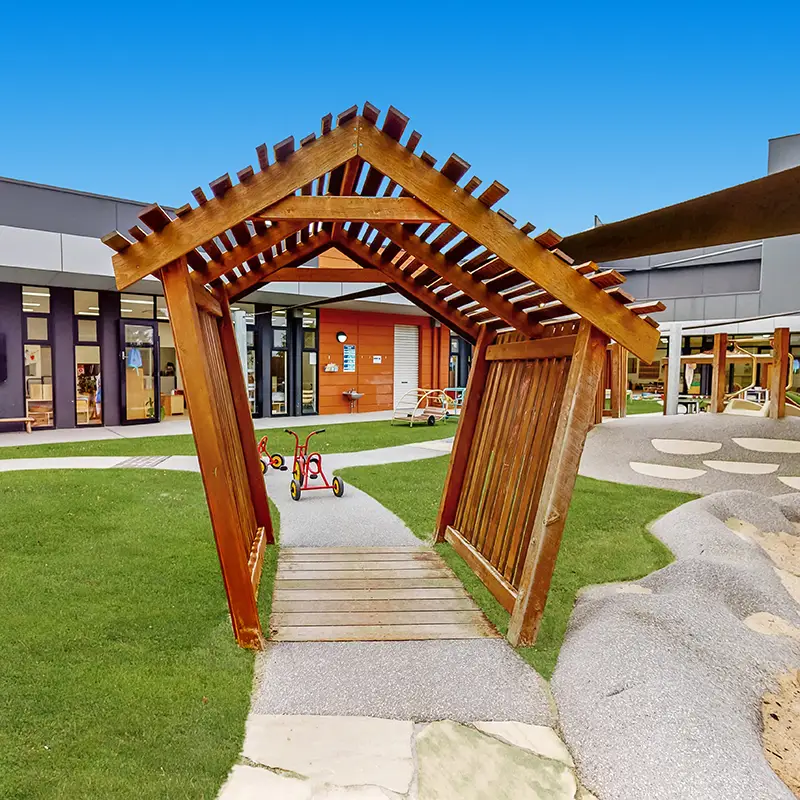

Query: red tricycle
[285,428,344,501]
[257,435,287,474]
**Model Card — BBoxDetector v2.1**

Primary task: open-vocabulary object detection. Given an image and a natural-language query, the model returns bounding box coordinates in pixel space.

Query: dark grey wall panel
[99,291,121,426]
[51,287,76,428]
[704,294,737,320]
[0,283,25,427]
[0,178,154,239]
[702,262,760,295]
[256,306,271,418]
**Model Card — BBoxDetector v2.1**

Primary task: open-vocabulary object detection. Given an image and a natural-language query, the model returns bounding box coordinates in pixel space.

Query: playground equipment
[443,387,466,416]
[392,388,450,427]
[256,435,287,473]
[285,428,344,501]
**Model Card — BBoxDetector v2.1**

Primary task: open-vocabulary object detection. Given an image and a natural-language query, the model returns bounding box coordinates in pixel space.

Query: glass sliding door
[120,321,160,424]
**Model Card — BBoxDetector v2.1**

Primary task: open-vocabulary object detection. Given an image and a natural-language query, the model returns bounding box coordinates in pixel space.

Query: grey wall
[0,283,25,429]
[760,134,800,316]
[0,177,161,238]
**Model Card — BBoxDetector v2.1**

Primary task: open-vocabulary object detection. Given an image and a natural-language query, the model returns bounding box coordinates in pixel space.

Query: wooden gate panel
[452,346,571,591]
[443,322,606,645]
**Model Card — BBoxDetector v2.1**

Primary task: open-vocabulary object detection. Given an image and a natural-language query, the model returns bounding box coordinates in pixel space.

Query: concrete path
[0,409,394,448]
[580,414,800,495]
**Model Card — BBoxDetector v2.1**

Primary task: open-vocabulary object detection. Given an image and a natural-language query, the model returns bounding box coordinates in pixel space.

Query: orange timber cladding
[317,307,450,414]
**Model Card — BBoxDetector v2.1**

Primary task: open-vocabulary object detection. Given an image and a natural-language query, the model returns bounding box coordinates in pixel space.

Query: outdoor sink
[343,390,364,400]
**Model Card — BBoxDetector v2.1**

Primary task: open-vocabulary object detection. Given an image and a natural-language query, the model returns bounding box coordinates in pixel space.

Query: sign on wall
[373,355,382,364]
[343,344,356,373]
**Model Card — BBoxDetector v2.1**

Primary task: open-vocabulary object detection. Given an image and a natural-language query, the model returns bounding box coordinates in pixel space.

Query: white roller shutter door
[393,324,420,406]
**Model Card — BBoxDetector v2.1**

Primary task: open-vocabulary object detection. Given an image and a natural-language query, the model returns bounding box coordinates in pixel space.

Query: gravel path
[551,490,800,800]
[581,414,800,494]
[252,640,554,724]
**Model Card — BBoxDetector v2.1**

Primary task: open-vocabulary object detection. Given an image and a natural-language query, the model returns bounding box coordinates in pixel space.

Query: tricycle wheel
[290,479,302,501]
[259,458,267,475]
[292,461,302,482]
[332,476,345,497]
[427,415,436,426]
[270,453,285,470]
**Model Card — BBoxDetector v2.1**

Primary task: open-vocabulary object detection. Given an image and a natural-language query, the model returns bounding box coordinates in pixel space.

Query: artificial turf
[336,455,695,678]
[0,417,458,462]
[0,469,279,800]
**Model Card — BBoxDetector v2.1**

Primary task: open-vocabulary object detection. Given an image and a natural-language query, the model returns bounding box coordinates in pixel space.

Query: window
[72,291,103,426]
[301,309,318,414]
[232,302,255,324]
[121,294,154,319]
[271,308,288,416]
[22,286,50,314]
[156,296,169,321]
[74,290,99,316]
[22,287,53,428]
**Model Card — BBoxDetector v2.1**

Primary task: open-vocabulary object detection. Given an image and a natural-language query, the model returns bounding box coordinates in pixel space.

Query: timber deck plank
[270,546,498,641]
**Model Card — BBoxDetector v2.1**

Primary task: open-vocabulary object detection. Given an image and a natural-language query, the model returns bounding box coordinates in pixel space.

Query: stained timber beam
[260,268,391,283]
[110,125,359,289]
[226,233,333,302]
[194,221,308,286]
[256,196,444,223]
[334,231,479,343]
[374,223,543,339]
[358,122,660,362]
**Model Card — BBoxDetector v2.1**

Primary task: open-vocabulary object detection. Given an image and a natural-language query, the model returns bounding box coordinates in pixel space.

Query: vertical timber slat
[507,321,608,647]
[215,289,274,542]
[161,257,263,649]
[435,326,495,541]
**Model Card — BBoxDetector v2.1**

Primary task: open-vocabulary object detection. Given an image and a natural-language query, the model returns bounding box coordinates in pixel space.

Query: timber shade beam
[256,196,444,223]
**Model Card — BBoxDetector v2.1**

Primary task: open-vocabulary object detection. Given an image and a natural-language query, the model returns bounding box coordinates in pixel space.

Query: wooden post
[434,326,495,541]
[609,343,627,418]
[710,333,728,413]
[594,356,605,425]
[769,327,790,419]
[507,320,608,647]
[161,258,263,648]
[216,290,274,542]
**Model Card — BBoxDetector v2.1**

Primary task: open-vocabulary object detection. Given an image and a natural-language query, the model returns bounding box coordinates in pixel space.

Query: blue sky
[1,1,798,236]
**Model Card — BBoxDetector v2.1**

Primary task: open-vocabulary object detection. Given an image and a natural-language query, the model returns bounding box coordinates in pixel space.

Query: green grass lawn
[0,418,458,461]
[626,397,663,414]
[337,456,695,678]
[0,469,279,800]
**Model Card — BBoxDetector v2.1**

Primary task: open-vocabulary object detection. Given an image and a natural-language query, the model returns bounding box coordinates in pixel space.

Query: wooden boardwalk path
[271,547,500,641]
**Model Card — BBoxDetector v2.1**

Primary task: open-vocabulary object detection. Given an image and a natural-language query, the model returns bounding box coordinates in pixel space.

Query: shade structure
[103,102,670,649]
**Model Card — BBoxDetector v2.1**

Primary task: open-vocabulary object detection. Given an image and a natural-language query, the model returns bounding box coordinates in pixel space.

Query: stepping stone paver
[416,720,577,800]
[242,714,414,794]
[472,721,575,767]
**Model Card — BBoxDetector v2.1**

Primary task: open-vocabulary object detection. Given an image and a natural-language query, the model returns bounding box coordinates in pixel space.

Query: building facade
[0,178,457,432]
[603,132,800,396]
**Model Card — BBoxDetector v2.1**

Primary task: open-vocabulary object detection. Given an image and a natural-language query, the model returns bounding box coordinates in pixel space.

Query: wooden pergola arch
[104,103,662,649]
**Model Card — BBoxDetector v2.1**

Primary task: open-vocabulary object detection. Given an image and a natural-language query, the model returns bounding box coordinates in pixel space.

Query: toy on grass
[256,435,287,474]
[285,428,344,501]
